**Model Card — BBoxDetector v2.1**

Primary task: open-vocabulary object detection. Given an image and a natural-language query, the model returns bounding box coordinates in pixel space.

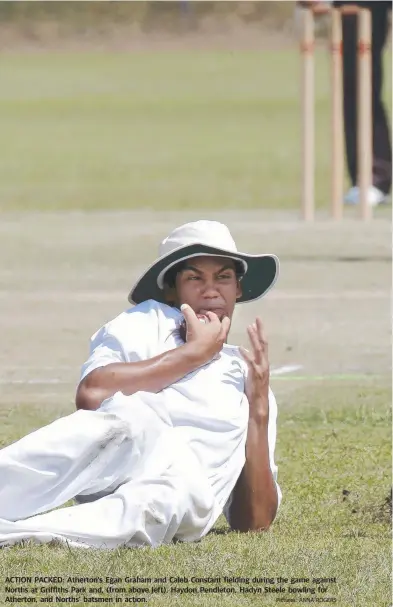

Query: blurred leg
[371,4,392,195]
[342,6,392,194]
[342,13,358,187]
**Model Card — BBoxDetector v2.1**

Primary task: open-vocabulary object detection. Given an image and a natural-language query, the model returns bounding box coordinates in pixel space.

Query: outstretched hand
[240,317,270,419]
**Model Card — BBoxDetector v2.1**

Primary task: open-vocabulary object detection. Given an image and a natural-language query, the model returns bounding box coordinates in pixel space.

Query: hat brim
[129,244,279,305]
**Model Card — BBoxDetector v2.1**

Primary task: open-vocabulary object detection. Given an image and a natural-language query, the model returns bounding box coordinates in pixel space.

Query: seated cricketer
[0,220,282,549]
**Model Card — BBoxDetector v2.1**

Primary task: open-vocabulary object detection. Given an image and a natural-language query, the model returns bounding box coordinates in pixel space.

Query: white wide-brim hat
[129,220,279,305]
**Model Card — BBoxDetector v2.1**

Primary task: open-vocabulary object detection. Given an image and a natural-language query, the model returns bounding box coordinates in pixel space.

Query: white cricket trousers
[0,394,216,549]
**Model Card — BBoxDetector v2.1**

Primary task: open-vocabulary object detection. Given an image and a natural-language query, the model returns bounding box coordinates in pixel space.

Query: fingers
[220,315,231,340]
[247,324,262,364]
[205,311,230,342]
[239,346,253,364]
[180,303,198,328]
[246,318,268,364]
[181,307,230,349]
[205,311,220,324]
[255,317,268,354]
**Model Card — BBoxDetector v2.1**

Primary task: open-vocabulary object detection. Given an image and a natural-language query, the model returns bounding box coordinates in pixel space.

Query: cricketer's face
[166,256,242,320]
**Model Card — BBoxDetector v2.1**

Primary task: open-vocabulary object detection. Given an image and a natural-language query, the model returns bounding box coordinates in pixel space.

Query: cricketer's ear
[163,284,177,307]
[236,279,243,301]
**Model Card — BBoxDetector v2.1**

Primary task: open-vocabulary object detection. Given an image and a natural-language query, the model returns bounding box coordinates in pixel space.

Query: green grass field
[0,40,391,607]
[0,48,391,212]
[0,379,390,606]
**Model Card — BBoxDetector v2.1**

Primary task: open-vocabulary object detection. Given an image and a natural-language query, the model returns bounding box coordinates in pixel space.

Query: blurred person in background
[297,0,392,206]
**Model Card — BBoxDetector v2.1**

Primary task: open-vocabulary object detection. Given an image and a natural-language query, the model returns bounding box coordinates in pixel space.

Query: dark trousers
[342,6,392,194]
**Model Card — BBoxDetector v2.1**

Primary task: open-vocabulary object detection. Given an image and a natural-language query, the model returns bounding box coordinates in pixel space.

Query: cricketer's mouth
[199,308,226,319]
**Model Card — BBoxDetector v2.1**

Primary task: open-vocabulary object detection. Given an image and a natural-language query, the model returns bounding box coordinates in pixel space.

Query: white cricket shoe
[344,185,388,206]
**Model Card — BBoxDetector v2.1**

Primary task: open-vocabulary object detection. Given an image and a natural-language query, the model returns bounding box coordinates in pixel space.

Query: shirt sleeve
[222,387,282,524]
[78,300,164,384]
[79,326,127,382]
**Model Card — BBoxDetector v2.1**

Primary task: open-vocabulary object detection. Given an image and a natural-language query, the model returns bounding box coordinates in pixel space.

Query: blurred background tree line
[0,1,299,40]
